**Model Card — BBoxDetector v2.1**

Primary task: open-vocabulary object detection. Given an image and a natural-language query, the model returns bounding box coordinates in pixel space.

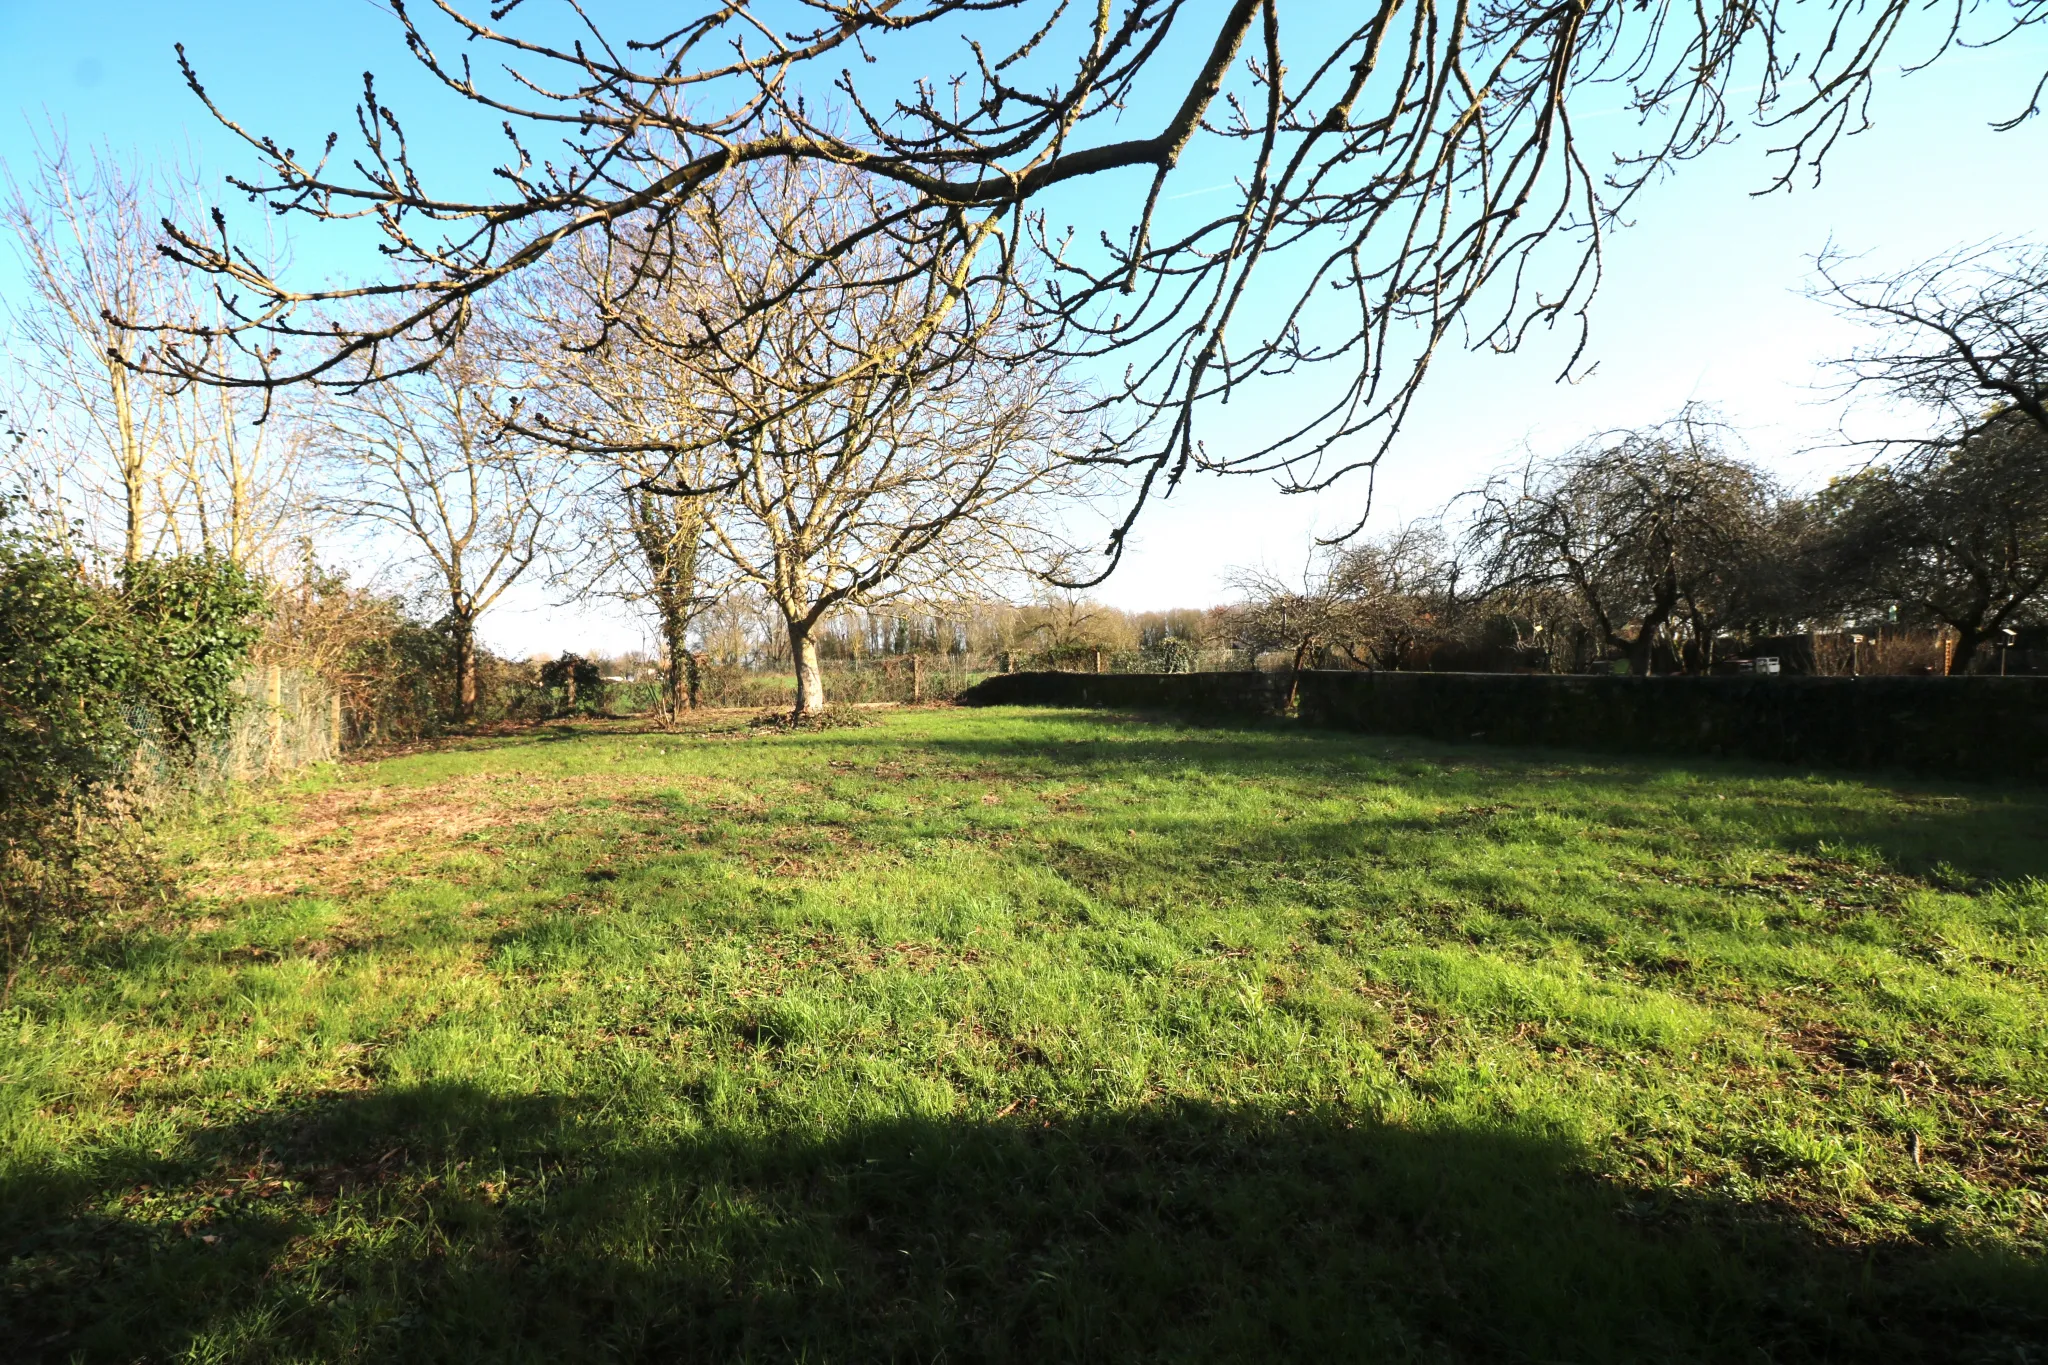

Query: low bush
[540,652,608,716]
[0,789,157,1005]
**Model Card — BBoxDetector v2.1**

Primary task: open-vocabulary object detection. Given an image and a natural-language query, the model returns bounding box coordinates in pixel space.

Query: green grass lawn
[4,706,2046,1362]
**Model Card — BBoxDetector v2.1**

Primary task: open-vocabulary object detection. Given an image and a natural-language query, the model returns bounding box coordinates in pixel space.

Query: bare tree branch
[137,0,2047,574]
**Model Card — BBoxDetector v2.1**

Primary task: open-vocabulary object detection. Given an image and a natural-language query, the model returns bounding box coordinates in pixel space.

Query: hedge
[958,670,2048,779]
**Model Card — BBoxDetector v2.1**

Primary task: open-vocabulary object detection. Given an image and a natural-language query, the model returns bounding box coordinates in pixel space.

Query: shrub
[0,510,139,804]
[540,652,607,716]
[0,791,157,1006]
[121,555,269,759]
[0,509,160,1002]
[0,510,265,1001]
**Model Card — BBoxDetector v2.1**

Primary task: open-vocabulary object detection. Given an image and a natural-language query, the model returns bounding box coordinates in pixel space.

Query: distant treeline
[1220,409,2048,679]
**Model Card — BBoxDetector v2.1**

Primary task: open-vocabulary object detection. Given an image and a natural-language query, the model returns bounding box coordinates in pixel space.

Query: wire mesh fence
[1063,648,1253,675]
[133,666,340,789]
[694,660,995,709]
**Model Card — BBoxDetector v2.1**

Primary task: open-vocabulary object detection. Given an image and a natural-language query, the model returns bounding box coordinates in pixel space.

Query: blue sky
[3,3,2046,655]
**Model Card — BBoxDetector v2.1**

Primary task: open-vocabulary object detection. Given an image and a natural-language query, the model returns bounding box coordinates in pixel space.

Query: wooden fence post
[1092,649,1104,675]
[330,692,344,756]
[266,665,283,768]
[912,654,924,703]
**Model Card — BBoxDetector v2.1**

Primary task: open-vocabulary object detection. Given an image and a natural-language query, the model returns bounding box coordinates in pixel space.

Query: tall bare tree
[5,136,179,565]
[311,332,559,720]
[511,244,718,721]
[158,360,310,571]
[145,1,2045,566]
[530,161,1102,717]
[2,133,305,568]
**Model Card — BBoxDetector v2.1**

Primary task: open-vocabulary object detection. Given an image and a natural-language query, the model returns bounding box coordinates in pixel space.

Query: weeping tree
[1821,413,2048,674]
[1809,242,2048,671]
[140,0,2047,566]
[1462,413,1780,675]
[1324,524,1471,671]
[1819,241,2048,448]
[1225,556,1375,702]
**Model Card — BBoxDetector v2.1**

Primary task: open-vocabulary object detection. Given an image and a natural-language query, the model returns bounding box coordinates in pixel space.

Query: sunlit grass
[3,707,2044,1360]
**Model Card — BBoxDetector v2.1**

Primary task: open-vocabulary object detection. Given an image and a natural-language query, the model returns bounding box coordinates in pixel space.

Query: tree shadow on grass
[911,713,2048,885]
[5,1085,2041,1363]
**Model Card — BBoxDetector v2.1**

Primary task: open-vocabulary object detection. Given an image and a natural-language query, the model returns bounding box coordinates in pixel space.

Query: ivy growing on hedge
[0,501,268,799]
[2,503,271,1000]
[120,554,269,760]
[0,514,139,806]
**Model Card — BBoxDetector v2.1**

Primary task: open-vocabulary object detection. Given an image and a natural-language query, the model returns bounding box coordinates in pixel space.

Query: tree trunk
[1287,635,1317,709]
[661,650,683,725]
[660,611,691,724]
[1628,575,1681,676]
[789,620,827,717]
[109,355,144,565]
[220,394,253,565]
[453,617,478,722]
[683,649,702,710]
[1946,624,1983,676]
[636,487,704,721]
[1621,623,1654,675]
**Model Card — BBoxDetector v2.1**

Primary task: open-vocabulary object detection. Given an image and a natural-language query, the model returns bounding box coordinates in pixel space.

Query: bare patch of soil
[187,775,639,900]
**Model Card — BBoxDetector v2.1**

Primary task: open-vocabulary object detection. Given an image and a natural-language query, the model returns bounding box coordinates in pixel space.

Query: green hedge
[961,670,2048,779]
[959,670,1289,717]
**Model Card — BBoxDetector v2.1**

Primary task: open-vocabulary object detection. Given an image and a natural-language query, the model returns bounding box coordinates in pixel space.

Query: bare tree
[696,588,781,670]
[157,359,310,572]
[142,0,2046,567]
[311,332,559,720]
[1809,242,2048,672]
[1819,242,2048,448]
[1324,524,1469,671]
[550,161,1102,718]
[2,133,306,568]
[5,136,180,564]
[1462,414,1778,675]
[1225,553,1377,704]
[1821,413,2048,674]
[512,247,716,722]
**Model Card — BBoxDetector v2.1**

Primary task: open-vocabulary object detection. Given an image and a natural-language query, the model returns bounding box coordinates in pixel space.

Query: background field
[4,707,2045,1361]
